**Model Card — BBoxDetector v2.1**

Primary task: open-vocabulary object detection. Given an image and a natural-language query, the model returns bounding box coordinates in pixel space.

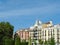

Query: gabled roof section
[34,20,42,26]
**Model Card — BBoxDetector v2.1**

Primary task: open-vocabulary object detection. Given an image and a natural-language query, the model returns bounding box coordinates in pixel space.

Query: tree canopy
[0,22,14,45]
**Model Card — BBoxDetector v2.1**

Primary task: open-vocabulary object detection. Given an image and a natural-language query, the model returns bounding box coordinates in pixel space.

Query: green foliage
[48,37,55,45]
[34,40,37,45]
[0,22,14,38]
[21,40,28,45]
[3,37,14,45]
[0,22,14,45]
[14,34,28,45]
[44,40,48,45]
[39,39,43,45]
[28,37,32,45]
[15,33,21,45]
[39,38,55,45]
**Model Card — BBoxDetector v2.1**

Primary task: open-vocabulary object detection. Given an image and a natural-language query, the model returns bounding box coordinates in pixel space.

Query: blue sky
[0,0,60,32]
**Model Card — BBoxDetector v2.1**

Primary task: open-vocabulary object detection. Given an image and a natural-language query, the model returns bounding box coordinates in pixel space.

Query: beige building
[16,20,60,45]
[16,29,29,42]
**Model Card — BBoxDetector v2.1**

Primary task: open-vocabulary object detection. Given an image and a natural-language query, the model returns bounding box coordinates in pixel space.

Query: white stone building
[16,20,60,45]
[29,20,60,45]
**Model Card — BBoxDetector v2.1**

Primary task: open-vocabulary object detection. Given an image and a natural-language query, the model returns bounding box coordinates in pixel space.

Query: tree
[21,40,28,45]
[34,40,37,45]
[0,22,14,45]
[3,36,13,45]
[15,33,21,45]
[0,22,14,38]
[49,37,55,45]
[39,39,43,45]
[44,40,48,45]
[28,37,32,45]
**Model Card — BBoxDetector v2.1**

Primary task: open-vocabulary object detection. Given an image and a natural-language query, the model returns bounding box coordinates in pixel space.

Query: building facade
[16,29,29,42]
[16,20,60,45]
